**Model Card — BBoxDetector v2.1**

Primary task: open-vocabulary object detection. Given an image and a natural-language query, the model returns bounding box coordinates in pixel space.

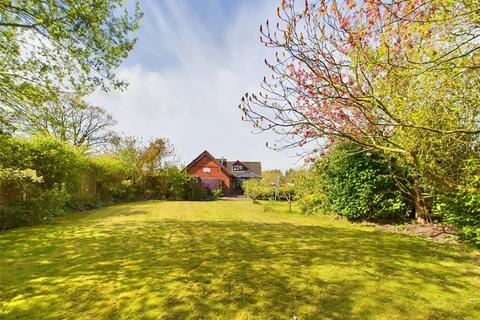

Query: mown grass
[0,200,479,319]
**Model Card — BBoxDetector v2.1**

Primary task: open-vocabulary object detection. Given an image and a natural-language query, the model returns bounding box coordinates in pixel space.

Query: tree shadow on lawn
[1,208,479,319]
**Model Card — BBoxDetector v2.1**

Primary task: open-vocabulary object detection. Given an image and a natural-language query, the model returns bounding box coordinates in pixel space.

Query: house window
[233,164,244,171]
[203,167,211,173]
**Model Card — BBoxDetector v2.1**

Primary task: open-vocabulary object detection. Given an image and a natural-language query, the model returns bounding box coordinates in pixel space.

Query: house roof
[236,171,261,178]
[224,161,261,177]
[184,150,261,178]
[184,150,231,176]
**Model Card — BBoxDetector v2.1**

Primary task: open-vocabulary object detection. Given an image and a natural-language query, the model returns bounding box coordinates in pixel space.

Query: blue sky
[88,0,302,170]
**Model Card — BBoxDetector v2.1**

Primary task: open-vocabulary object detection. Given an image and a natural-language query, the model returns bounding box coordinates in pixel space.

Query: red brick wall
[186,154,232,195]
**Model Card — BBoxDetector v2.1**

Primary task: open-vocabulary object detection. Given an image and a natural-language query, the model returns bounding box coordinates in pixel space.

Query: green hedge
[434,159,480,246]
[320,144,411,223]
[0,135,209,230]
[242,178,295,202]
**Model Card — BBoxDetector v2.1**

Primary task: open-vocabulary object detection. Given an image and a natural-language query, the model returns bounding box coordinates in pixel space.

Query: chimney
[221,157,227,167]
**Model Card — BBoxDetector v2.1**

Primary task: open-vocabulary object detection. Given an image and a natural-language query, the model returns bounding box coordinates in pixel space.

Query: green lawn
[1,200,479,319]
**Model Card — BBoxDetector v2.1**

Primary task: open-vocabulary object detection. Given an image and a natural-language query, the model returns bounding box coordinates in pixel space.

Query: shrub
[212,187,224,200]
[320,143,411,223]
[141,167,209,201]
[278,184,295,200]
[27,136,86,192]
[164,167,192,200]
[185,178,208,201]
[242,178,274,202]
[88,156,128,201]
[293,170,330,215]
[434,159,480,246]
[110,180,137,201]
[0,184,69,230]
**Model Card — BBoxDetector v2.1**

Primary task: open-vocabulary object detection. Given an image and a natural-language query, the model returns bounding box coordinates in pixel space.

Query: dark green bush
[433,159,479,246]
[142,167,208,201]
[0,184,69,230]
[185,178,208,201]
[320,144,411,223]
[109,179,137,202]
[27,136,86,192]
[88,156,128,201]
[0,134,211,230]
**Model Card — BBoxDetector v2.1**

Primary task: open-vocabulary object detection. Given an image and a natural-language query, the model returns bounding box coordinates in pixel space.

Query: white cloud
[87,0,302,170]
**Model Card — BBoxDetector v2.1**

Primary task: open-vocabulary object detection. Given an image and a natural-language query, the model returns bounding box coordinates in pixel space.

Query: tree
[240,0,480,222]
[108,136,176,185]
[0,0,141,120]
[262,169,285,185]
[14,94,116,149]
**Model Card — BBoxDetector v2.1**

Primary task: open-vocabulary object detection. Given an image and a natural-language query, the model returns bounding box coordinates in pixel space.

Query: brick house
[185,150,261,196]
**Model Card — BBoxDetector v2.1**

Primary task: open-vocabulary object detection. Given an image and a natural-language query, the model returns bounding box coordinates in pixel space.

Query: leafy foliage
[320,144,411,223]
[0,134,208,230]
[0,0,142,120]
[0,183,69,230]
[13,95,116,148]
[293,169,330,215]
[433,160,480,246]
[242,175,295,203]
[26,136,86,191]
[240,0,480,222]
[212,188,224,200]
[243,178,274,202]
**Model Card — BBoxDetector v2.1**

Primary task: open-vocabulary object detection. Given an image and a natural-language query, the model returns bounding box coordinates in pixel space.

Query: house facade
[185,150,261,196]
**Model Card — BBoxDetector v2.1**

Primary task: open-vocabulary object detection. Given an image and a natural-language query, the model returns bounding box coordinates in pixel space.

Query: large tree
[14,94,116,149]
[0,0,141,119]
[240,0,480,222]
[109,136,176,185]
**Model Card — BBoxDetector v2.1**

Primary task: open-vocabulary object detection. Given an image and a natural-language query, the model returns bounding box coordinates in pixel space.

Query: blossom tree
[240,0,480,222]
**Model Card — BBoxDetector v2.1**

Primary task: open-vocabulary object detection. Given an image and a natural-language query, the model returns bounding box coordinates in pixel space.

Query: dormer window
[233,164,245,171]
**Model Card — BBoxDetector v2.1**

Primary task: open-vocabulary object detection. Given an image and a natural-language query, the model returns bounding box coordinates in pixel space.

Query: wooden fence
[0,175,97,207]
[0,185,25,206]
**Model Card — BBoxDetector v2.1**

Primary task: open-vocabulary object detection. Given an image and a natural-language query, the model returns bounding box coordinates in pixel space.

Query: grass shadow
[1,202,479,319]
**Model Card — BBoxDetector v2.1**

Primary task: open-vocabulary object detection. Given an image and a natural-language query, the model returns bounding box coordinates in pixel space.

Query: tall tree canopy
[108,136,177,184]
[14,94,116,149]
[0,0,141,120]
[240,0,480,221]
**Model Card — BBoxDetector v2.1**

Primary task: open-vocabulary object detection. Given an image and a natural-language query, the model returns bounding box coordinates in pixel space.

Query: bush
[141,167,209,201]
[293,170,331,215]
[27,136,86,192]
[0,184,69,230]
[212,187,224,200]
[164,167,193,200]
[110,180,137,201]
[185,178,208,201]
[278,184,295,200]
[242,178,274,202]
[320,143,411,223]
[434,159,480,246]
[88,156,128,201]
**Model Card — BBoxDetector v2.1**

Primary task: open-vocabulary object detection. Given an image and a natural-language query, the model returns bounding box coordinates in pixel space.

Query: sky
[87,0,303,171]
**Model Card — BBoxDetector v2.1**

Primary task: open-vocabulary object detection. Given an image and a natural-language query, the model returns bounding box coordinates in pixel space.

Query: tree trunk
[413,176,429,224]
[410,152,430,224]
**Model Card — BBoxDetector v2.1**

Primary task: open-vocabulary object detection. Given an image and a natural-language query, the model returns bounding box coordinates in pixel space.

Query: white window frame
[233,164,244,171]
